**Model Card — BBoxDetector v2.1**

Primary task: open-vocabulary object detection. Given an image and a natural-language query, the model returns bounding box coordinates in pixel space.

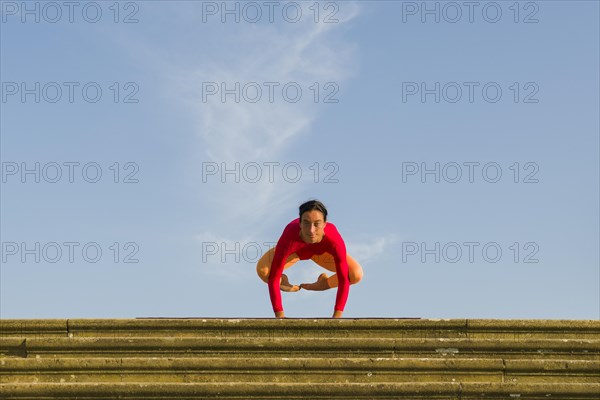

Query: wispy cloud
[175,2,361,235]
[109,2,362,272]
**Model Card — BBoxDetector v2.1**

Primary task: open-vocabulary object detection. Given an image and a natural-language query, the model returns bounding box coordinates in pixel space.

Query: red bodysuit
[268,218,350,313]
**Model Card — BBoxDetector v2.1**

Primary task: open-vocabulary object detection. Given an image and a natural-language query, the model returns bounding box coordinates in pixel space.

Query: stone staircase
[1,318,598,399]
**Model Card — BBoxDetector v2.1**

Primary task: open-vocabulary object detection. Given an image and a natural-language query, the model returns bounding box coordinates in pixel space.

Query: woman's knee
[256,261,269,279]
[349,262,363,284]
[256,248,274,280]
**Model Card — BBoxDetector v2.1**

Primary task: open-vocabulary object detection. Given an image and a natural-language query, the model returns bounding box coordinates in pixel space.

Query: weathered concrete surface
[3,357,599,384]
[2,337,597,360]
[1,318,598,399]
[1,382,600,399]
[2,318,599,338]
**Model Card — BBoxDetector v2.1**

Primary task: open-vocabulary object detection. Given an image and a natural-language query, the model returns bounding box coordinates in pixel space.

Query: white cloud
[174,2,361,231]
[109,2,363,275]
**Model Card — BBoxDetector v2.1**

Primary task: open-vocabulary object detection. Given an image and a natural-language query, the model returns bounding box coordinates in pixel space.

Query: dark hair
[299,199,328,222]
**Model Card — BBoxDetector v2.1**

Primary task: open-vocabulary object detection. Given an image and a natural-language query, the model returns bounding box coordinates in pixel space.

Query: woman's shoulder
[324,221,344,244]
[279,218,301,239]
[324,220,339,233]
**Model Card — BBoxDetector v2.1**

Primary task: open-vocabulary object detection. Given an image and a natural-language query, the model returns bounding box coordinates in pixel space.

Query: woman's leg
[302,252,363,290]
[256,247,301,291]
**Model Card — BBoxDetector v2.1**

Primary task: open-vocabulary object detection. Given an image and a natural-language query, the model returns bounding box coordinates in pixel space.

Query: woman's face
[300,210,326,243]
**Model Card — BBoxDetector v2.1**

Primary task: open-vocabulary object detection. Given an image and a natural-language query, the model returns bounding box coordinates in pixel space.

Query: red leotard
[268,218,350,313]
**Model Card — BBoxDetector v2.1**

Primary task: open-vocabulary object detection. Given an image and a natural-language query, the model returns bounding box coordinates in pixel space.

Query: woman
[256,199,363,318]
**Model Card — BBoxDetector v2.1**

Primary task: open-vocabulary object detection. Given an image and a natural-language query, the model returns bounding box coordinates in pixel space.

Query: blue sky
[1,0,598,319]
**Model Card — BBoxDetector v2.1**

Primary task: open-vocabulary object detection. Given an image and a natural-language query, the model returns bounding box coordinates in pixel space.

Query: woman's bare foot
[300,273,331,291]
[280,274,300,292]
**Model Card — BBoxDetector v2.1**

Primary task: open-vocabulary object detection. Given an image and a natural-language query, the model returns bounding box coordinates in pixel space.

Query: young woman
[256,199,363,318]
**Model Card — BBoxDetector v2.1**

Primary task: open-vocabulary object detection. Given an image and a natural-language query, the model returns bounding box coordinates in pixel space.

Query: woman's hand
[280,274,300,292]
[275,311,285,318]
[332,310,343,318]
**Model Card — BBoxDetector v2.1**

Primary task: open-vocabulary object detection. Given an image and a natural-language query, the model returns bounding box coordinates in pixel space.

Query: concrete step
[2,337,598,359]
[1,357,598,384]
[1,382,599,399]
[2,318,599,339]
[1,318,598,399]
